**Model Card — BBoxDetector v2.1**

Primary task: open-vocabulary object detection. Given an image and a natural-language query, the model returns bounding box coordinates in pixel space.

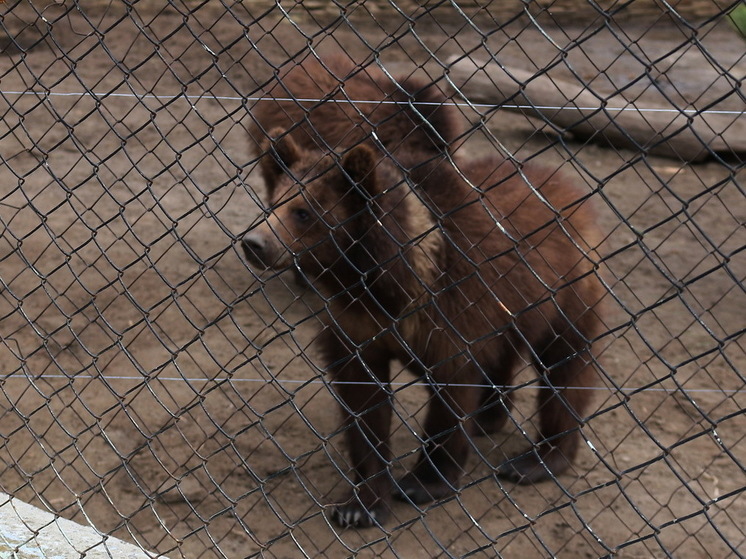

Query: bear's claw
[331,503,385,528]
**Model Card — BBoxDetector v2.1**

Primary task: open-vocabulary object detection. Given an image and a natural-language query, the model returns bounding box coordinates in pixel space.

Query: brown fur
[249,54,462,198]
[243,131,605,528]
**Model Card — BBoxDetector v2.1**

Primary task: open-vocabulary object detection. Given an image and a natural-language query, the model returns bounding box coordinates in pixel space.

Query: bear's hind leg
[471,351,520,436]
[395,375,482,504]
[472,388,513,436]
[497,335,597,484]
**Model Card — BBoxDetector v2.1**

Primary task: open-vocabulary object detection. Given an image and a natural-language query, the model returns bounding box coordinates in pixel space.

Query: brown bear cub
[243,128,605,528]
[249,54,461,199]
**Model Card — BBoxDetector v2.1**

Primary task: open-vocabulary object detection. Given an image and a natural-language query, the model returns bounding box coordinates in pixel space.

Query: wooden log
[446,56,746,162]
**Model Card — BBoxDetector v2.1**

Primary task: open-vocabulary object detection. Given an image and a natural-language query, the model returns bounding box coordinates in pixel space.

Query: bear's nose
[242,232,268,266]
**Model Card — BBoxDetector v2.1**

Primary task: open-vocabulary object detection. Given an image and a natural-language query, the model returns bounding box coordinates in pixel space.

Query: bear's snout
[242,231,270,268]
[241,215,293,270]
[242,220,295,270]
[243,230,287,270]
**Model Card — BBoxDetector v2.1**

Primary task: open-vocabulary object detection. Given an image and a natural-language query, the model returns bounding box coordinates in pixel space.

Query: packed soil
[0,2,743,558]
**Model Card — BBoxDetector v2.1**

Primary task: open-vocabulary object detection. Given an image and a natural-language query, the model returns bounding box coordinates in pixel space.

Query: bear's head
[242,128,387,283]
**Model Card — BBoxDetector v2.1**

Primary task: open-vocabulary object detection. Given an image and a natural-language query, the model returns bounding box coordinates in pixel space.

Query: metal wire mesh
[0,1,743,557]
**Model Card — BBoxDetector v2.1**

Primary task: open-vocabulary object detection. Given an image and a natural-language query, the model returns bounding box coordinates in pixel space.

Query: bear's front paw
[394,472,456,505]
[331,501,387,528]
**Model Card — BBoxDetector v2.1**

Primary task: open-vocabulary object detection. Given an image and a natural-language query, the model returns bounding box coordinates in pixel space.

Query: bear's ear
[341,144,378,198]
[260,128,300,185]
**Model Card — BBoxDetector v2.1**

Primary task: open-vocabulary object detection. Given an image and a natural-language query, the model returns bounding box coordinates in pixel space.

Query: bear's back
[249,54,461,159]
[410,155,601,300]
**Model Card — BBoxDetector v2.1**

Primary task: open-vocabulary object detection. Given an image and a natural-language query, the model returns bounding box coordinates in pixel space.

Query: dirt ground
[0,2,744,558]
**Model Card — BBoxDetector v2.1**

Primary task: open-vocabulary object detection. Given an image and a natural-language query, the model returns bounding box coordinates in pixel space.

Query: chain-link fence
[1,1,744,557]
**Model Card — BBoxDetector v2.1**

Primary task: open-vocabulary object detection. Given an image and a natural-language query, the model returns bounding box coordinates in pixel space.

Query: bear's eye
[293,208,311,223]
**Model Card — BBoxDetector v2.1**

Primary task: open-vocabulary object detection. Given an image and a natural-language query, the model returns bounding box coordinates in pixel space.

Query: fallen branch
[446,56,746,162]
